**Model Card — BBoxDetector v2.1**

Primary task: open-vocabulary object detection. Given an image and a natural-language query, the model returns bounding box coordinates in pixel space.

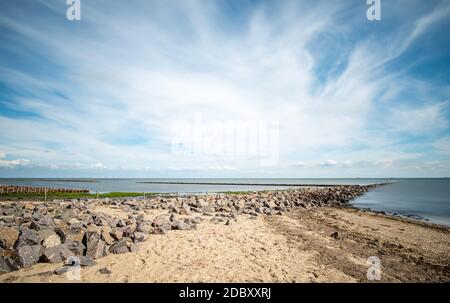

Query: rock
[0,227,20,249]
[129,243,140,252]
[54,227,67,243]
[109,238,131,254]
[171,220,191,230]
[264,200,277,209]
[152,226,168,235]
[14,229,42,248]
[29,221,41,231]
[42,233,61,248]
[116,219,126,227]
[93,215,109,226]
[110,229,123,241]
[85,237,107,260]
[42,244,74,263]
[169,213,178,222]
[54,265,71,275]
[179,203,191,215]
[0,256,20,274]
[85,224,101,238]
[69,222,83,234]
[101,231,115,245]
[133,232,147,243]
[201,206,214,215]
[99,267,112,274]
[152,215,171,231]
[23,204,35,211]
[65,240,85,256]
[225,219,232,226]
[136,223,149,234]
[13,245,42,268]
[210,217,224,224]
[170,206,180,214]
[68,218,81,225]
[331,231,340,240]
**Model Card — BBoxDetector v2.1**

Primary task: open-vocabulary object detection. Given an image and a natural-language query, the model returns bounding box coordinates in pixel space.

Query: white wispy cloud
[0,0,449,177]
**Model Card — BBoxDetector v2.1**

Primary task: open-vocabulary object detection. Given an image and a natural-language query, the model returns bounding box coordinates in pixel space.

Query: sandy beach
[1,192,449,282]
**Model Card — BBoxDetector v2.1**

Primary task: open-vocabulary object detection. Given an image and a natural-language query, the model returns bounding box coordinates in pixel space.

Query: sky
[0,0,450,178]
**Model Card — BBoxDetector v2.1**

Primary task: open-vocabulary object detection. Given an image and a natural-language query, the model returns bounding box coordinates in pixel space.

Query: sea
[1,178,449,227]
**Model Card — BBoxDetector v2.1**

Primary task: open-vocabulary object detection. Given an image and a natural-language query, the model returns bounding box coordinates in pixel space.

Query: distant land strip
[36,179,98,183]
[135,181,383,187]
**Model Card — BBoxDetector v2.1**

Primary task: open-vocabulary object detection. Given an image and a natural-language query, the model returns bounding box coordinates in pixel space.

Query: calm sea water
[351,179,450,227]
[1,178,449,227]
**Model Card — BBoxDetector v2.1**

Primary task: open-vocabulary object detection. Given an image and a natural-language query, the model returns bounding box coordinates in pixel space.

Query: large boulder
[0,227,20,249]
[85,237,108,260]
[14,229,42,248]
[41,244,74,263]
[0,256,20,274]
[13,245,42,268]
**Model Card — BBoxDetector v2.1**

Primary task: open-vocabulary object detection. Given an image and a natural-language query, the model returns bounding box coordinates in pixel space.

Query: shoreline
[1,185,449,282]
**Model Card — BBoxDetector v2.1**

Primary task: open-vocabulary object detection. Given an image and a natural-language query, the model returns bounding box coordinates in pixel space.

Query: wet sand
[1,205,449,283]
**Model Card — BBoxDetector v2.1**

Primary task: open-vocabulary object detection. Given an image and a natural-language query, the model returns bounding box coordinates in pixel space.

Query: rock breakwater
[0,185,378,275]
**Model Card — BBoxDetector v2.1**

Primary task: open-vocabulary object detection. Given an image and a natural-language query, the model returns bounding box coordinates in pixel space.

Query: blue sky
[1,0,450,178]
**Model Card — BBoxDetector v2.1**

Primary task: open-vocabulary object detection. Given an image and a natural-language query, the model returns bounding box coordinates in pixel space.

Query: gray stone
[152,215,171,231]
[65,240,85,256]
[179,203,191,215]
[99,267,112,274]
[109,238,131,254]
[54,265,71,275]
[171,221,191,230]
[136,223,149,234]
[201,206,214,215]
[331,231,340,240]
[152,226,168,235]
[0,256,20,274]
[14,245,42,268]
[129,243,140,252]
[133,232,147,243]
[14,229,42,248]
[42,244,74,263]
[85,237,107,260]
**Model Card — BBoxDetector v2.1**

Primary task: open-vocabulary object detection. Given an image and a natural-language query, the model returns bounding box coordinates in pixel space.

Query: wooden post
[143,192,146,199]
[44,187,47,201]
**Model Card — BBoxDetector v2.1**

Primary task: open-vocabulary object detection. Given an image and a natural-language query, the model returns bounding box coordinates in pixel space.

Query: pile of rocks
[0,185,379,275]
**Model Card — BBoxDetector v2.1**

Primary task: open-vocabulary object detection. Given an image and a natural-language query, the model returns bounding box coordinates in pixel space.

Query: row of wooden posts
[0,185,89,195]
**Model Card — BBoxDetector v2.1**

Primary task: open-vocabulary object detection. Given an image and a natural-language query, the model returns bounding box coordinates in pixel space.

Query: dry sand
[1,206,449,283]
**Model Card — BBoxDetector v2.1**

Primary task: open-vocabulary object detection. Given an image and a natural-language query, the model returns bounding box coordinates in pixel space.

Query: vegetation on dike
[0,192,158,201]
